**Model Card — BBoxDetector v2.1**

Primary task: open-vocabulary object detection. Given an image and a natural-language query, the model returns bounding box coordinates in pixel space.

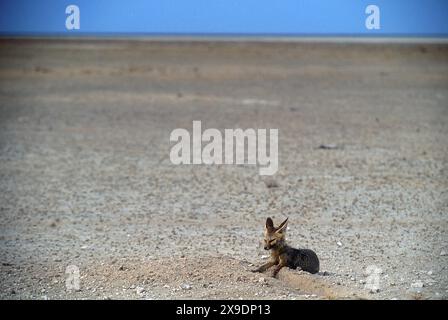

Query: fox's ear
[276,218,288,233]
[265,217,274,231]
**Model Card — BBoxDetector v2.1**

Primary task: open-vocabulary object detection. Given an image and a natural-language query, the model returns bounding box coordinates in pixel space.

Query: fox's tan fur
[252,217,320,277]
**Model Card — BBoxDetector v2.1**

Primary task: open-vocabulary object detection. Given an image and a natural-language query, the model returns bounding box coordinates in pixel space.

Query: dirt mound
[18,256,363,299]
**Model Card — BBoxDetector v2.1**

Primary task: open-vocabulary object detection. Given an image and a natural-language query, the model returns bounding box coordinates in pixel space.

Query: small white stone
[180,284,192,290]
[260,255,269,260]
[411,281,424,288]
[337,241,342,247]
[440,250,447,256]
[427,270,433,276]
[136,286,145,295]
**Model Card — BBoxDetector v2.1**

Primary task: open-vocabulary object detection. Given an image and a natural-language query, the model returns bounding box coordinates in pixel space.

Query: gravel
[0,39,447,300]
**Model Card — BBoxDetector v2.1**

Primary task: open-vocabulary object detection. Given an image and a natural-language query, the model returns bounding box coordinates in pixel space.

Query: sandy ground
[0,39,447,300]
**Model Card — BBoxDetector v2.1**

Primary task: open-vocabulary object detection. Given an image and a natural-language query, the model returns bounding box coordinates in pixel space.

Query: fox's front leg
[251,259,278,273]
[271,260,286,278]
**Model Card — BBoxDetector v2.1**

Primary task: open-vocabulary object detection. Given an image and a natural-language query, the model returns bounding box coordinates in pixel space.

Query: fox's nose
[264,245,269,250]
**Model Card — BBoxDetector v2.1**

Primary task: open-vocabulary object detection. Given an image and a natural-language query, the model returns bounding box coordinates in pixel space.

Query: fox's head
[263,217,288,250]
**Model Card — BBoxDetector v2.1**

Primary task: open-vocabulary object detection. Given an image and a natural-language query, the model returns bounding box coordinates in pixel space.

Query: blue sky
[0,0,447,36]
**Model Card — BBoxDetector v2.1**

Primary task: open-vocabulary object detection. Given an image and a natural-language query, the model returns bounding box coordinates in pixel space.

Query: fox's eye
[269,239,276,244]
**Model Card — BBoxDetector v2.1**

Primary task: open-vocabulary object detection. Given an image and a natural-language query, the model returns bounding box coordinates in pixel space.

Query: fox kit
[252,217,319,277]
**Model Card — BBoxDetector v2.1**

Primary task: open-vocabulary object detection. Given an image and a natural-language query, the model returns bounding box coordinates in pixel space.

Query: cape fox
[252,217,319,277]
